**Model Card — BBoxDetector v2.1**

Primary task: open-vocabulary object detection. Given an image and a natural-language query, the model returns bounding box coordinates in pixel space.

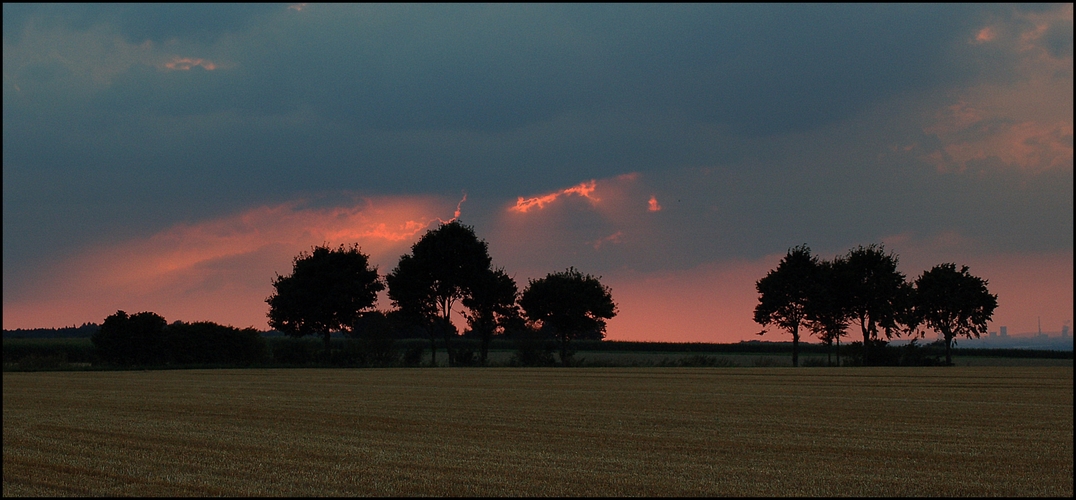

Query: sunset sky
[3,4,1072,342]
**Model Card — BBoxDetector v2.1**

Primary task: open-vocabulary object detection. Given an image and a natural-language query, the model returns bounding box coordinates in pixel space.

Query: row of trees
[266,220,617,366]
[91,311,266,365]
[753,244,998,366]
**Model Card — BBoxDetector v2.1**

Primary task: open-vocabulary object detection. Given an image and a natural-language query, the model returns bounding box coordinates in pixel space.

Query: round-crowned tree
[266,244,384,359]
[92,310,168,366]
[520,267,616,366]
[914,263,998,366]
[386,220,494,367]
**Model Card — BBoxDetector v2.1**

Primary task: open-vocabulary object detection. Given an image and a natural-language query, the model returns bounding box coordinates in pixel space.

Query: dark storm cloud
[2,3,277,44]
[3,3,1072,326]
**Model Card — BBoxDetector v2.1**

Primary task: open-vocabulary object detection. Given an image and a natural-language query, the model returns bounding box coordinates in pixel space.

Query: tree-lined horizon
[268,220,618,366]
[754,244,998,366]
[89,220,998,368]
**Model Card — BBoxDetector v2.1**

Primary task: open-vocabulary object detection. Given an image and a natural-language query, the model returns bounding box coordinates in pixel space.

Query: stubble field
[3,366,1072,496]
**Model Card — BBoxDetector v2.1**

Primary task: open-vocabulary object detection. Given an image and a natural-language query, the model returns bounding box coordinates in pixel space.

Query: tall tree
[386,220,493,366]
[266,244,384,359]
[914,263,998,365]
[463,267,520,365]
[804,257,850,366]
[834,244,914,365]
[754,245,821,367]
[520,267,617,367]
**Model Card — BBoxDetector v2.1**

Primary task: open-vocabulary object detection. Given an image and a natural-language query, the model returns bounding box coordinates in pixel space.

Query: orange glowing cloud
[973,26,997,44]
[510,180,599,213]
[2,195,465,330]
[648,195,662,212]
[163,57,218,71]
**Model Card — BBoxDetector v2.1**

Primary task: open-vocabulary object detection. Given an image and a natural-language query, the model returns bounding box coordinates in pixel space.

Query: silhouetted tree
[347,310,400,366]
[266,244,384,359]
[386,220,493,366]
[163,321,266,365]
[92,310,167,366]
[754,245,821,367]
[805,257,850,366]
[463,267,520,365]
[834,244,914,365]
[385,257,440,364]
[914,263,998,365]
[520,267,617,367]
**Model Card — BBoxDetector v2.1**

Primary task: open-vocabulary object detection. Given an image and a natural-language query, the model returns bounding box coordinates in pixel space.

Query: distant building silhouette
[1062,325,1069,339]
[1000,326,1008,338]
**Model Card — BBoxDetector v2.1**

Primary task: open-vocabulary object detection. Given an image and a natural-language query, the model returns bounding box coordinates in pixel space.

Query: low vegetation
[4,367,1071,496]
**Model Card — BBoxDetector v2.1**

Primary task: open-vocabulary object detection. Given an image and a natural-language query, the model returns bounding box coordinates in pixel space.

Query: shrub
[14,353,69,371]
[454,349,478,367]
[800,357,831,367]
[400,345,424,366]
[92,311,167,366]
[163,322,267,365]
[271,338,318,365]
[752,356,786,367]
[511,333,558,367]
[656,355,738,367]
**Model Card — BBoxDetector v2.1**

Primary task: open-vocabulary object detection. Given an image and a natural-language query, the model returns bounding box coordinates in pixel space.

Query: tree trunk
[441,320,455,367]
[945,333,953,366]
[792,325,799,367]
[861,319,870,366]
[836,336,840,367]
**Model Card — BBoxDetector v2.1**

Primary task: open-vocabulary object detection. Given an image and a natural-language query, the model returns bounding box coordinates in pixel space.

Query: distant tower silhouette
[1000,326,1008,338]
[1063,324,1069,339]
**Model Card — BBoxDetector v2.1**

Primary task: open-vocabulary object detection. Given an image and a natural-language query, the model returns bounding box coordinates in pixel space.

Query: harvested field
[3,367,1072,496]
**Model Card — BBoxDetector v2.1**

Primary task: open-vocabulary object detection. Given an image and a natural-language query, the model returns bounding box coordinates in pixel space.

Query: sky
[3,4,1072,342]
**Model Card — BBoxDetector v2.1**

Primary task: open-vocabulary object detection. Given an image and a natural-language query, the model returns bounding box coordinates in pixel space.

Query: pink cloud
[591,231,623,250]
[510,180,599,213]
[923,5,1072,174]
[973,26,998,44]
[648,195,662,212]
[163,57,218,71]
[2,195,463,329]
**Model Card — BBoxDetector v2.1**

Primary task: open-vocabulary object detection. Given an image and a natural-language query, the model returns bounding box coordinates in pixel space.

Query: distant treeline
[3,323,100,339]
[4,335,1071,372]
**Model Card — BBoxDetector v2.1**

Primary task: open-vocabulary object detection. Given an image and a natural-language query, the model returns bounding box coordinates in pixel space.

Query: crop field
[4,367,1072,496]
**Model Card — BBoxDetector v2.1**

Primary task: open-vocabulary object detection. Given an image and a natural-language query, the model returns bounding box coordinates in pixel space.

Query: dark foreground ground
[4,366,1072,496]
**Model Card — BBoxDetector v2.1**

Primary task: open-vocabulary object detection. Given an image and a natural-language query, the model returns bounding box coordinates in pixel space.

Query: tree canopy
[463,267,521,365]
[914,263,998,365]
[266,243,384,358]
[386,220,493,366]
[92,310,167,365]
[520,267,617,366]
[803,258,850,366]
[754,244,820,367]
[835,244,914,365]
